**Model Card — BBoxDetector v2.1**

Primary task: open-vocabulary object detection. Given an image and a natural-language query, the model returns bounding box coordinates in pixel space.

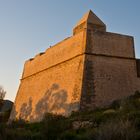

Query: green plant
[0,123,6,140]
[41,113,71,140]
[96,119,139,140]
[8,119,27,129]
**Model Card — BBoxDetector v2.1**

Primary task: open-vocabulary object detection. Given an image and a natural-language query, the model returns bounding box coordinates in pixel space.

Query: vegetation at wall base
[0,91,140,140]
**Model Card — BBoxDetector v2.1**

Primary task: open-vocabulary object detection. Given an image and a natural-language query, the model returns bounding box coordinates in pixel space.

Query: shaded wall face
[10,55,84,122]
[80,30,140,109]
[81,55,140,109]
[86,31,135,58]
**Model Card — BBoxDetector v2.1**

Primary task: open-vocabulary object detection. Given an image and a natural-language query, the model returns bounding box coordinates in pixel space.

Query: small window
[136,59,140,77]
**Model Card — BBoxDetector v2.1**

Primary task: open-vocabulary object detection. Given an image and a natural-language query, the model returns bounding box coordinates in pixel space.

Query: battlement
[86,31,135,58]
[23,10,135,79]
[27,38,71,62]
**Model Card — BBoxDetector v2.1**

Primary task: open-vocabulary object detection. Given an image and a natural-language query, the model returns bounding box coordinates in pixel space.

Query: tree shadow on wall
[19,97,33,120]
[34,83,79,121]
[9,97,33,122]
[8,105,18,122]
[10,83,79,122]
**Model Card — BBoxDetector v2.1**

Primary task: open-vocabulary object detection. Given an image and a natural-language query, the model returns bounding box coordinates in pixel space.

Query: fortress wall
[10,10,140,123]
[23,31,85,78]
[86,31,135,58]
[10,55,85,122]
[81,55,140,109]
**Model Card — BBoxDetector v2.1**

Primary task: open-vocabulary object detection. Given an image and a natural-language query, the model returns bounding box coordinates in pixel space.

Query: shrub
[41,113,71,140]
[61,129,96,140]
[110,91,140,113]
[0,123,6,140]
[96,119,139,140]
[60,131,78,140]
[110,100,120,109]
[8,119,27,129]
[0,86,6,100]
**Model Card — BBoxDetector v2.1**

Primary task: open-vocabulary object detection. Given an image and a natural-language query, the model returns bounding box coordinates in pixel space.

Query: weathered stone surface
[86,31,135,58]
[10,56,84,122]
[10,10,140,122]
[73,10,106,35]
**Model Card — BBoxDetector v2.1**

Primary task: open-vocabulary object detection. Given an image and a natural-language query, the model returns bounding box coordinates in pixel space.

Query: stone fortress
[10,10,140,122]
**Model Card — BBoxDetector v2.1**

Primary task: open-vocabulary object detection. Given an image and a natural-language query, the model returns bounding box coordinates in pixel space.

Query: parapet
[22,32,85,79]
[22,10,135,79]
[86,31,135,58]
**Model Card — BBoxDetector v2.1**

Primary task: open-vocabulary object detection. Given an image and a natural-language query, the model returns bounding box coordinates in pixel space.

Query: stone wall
[22,32,85,79]
[86,31,135,58]
[10,55,85,122]
[81,55,140,109]
[10,31,86,122]
[80,30,140,110]
[10,19,140,122]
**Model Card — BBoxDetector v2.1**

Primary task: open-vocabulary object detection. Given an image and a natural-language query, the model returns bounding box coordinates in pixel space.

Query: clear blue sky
[0,0,140,101]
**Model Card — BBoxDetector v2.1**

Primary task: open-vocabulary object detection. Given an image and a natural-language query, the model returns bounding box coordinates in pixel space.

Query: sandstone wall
[10,28,140,122]
[80,30,140,109]
[86,31,135,58]
[80,55,140,109]
[23,32,85,79]
[11,55,85,122]
[10,32,86,122]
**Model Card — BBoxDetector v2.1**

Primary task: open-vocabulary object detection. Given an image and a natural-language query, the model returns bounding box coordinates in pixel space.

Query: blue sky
[0,0,140,101]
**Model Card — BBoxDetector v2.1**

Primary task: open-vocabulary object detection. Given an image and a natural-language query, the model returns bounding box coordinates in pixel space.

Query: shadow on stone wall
[8,105,18,122]
[19,97,33,120]
[10,83,79,122]
[34,83,79,121]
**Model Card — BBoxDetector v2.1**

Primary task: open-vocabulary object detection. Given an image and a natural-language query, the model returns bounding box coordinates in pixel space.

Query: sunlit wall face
[0,0,140,101]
